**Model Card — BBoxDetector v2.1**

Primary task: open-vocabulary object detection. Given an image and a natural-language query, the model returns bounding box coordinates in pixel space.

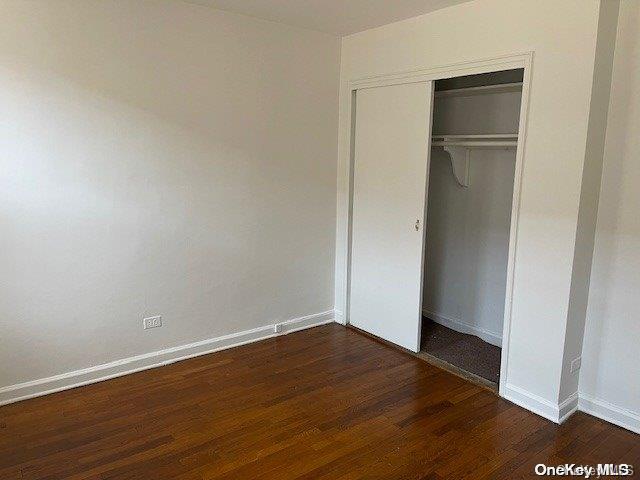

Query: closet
[420,70,523,387]
[348,69,524,389]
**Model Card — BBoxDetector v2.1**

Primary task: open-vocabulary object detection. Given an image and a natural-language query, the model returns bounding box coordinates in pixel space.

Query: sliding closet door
[350,81,433,352]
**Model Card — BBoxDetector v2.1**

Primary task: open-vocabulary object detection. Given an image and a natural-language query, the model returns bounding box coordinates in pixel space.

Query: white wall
[423,149,515,346]
[422,91,520,346]
[336,0,602,412]
[0,0,340,392]
[580,0,640,434]
[560,0,619,403]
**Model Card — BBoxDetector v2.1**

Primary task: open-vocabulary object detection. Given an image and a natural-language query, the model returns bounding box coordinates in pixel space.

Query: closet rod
[432,141,517,147]
[432,133,518,139]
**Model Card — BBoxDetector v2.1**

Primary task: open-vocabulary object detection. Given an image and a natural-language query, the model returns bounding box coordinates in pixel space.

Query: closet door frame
[341,52,533,398]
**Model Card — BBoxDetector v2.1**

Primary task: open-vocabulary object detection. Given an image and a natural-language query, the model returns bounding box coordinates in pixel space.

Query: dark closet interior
[420,69,524,388]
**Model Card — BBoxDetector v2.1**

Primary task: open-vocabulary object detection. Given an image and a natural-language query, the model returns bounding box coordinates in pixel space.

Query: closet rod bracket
[432,134,518,187]
[442,146,471,188]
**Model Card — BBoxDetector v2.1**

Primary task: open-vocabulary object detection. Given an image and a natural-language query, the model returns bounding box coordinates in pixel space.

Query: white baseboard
[502,384,579,425]
[501,383,563,423]
[0,310,336,407]
[501,384,640,434]
[579,394,640,434]
[334,310,346,325]
[558,391,579,424]
[422,309,502,347]
[502,382,640,434]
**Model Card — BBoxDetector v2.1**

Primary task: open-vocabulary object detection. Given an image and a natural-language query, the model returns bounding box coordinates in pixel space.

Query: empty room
[1,0,638,478]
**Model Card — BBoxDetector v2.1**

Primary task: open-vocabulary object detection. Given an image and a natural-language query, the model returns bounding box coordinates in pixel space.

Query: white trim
[349,52,531,91]
[558,391,579,424]
[0,310,335,407]
[498,52,533,399]
[579,394,640,434]
[502,385,580,425]
[502,383,562,423]
[422,309,502,347]
[334,310,346,325]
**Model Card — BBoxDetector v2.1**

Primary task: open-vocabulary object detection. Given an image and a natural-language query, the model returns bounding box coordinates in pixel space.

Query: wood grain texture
[0,324,637,479]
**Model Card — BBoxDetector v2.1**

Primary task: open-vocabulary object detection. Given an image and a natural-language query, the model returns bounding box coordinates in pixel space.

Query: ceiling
[186,0,473,36]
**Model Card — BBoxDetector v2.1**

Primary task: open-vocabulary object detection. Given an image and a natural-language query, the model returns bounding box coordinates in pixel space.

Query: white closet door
[350,82,433,352]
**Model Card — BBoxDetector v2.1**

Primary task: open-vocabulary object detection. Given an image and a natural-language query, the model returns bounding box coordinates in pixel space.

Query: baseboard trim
[422,309,502,347]
[579,394,640,434]
[501,385,640,431]
[0,310,336,407]
[558,391,579,424]
[502,383,560,422]
[334,310,346,325]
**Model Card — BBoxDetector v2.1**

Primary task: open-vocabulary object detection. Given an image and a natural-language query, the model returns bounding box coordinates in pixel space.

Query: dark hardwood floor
[0,324,637,479]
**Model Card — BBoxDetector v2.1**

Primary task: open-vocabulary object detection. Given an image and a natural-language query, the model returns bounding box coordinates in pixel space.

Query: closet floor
[420,317,501,385]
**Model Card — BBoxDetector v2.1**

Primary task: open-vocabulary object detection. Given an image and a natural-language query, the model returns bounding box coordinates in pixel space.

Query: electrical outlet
[273,323,282,333]
[570,356,582,374]
[143,315,162,330]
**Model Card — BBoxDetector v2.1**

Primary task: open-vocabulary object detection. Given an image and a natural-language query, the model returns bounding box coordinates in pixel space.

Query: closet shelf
[434,82,523,98]
[432,133,518,147]
[431,134,519,188]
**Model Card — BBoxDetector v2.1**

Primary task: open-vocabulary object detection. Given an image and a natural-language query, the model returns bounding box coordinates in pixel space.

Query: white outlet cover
[143,315,163,330]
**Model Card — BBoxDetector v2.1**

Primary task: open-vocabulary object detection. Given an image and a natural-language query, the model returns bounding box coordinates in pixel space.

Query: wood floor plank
[0,324,637,479]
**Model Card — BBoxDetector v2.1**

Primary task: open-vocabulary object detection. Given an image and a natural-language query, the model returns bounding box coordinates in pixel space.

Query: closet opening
[419,68,524,390]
